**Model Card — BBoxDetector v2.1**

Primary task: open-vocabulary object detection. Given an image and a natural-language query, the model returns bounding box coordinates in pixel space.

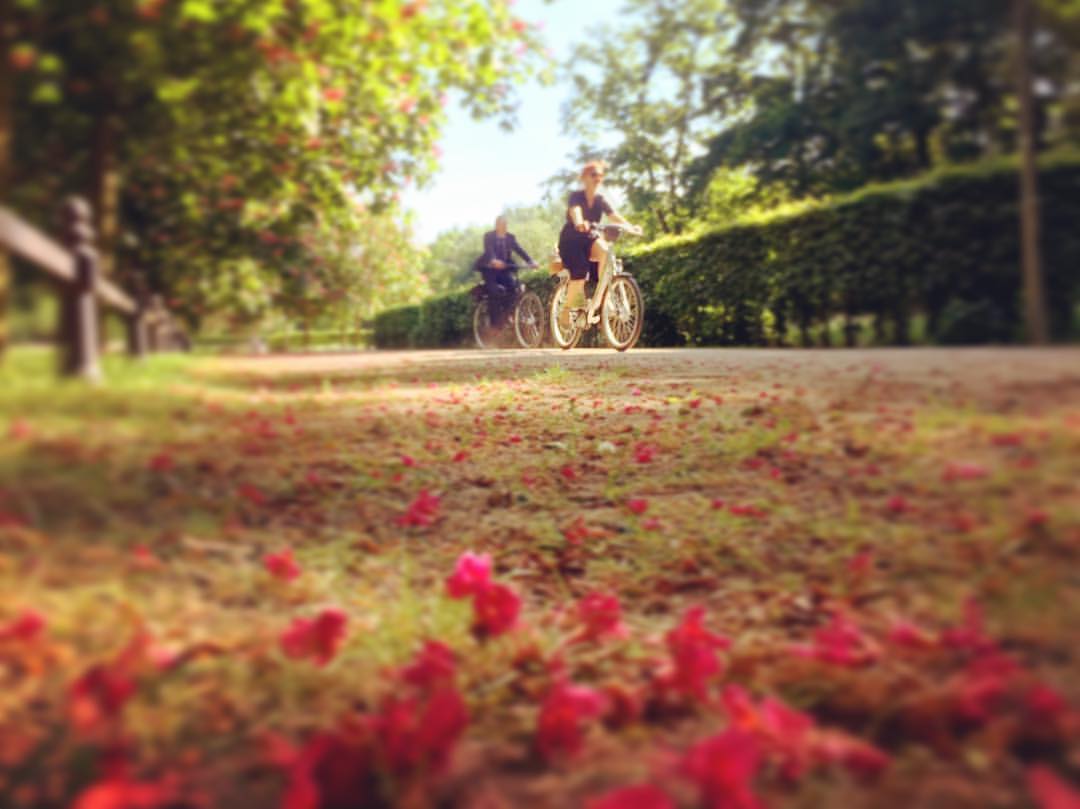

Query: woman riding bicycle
[557,160,640,331]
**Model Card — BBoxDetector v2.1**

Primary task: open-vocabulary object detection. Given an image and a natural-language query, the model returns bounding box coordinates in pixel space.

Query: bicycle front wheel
[514,291,545,349]
[601,274,644,351]
[473,301,496,349]
[549,282,583,350]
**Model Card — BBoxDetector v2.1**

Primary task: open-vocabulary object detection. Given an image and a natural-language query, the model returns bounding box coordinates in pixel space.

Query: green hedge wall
[375,154,1080,348]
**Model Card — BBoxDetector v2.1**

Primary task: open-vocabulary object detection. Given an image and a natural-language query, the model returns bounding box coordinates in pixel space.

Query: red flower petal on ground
[472,581,521,637]
[633,442,657,463]
[452,450,469,462]
[401,640,457,689]
[729,503,767,519]
[791,612,879,667]
[446,551,492,598]
[0,609,46,642]
[810,731,891,778]
[627,498,649,515]
[561,464,578,481]
[664,606,730,701]
[378,687,469,775]
[940,598,996,654]
[887,618,937,649]
[885,494,911,514]
[682,729,764,809]
[942,461,989,482]
[265,548,302,581]
[147,452,174,472]
[396,489,441,527]
[69,665,138,732]
[1027,765,1080,809]
[575,591,628,643]
[71,775,174,809]
[537,681,607,761]
[280,608,348,667]
[322,87,345,102]
[586,784,676,809]
[237,482,266,507]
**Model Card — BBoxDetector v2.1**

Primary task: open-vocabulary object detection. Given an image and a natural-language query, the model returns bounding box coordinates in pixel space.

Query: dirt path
[2,346,1078,808]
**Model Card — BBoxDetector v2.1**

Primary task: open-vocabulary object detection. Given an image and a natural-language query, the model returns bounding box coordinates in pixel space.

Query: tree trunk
[91,110,120,279]
[0,0,13,361]
[1015,0,1049,344]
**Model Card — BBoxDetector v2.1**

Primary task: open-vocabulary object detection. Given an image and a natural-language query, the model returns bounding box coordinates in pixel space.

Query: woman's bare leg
[561,279,587,330]
[588,239,609,318]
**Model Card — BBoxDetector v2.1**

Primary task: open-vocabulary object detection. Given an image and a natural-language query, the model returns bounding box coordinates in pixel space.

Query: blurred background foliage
[0,0,549,347]
[557,0,1080,238]
[2,0,1079,350]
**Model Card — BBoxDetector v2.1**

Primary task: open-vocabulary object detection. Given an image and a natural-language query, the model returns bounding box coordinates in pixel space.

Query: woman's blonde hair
[580,160,608,180]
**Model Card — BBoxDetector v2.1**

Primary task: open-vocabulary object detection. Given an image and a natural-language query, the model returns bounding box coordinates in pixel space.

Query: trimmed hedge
[375,154,1080,348]
[374,271,561,349]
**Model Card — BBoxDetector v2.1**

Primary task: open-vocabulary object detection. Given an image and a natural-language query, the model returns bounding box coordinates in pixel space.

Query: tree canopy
[2,0,549,334]
[557,0,1080,235]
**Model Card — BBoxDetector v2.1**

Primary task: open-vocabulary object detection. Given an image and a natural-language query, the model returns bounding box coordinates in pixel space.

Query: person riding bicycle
[556,161,640,331]
[473,215,536,329]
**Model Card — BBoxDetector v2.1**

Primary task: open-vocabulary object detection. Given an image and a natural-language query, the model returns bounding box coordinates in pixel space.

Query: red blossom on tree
[536,681,607,761]
[396,489,441,527]
[280,608,348,667]
[265,548,302,581]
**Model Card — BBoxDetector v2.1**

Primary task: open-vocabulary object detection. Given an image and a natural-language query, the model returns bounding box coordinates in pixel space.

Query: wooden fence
[0,196,181,381]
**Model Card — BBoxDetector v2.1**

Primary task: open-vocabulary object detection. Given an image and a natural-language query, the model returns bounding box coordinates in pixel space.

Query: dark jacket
[474,230,534,271]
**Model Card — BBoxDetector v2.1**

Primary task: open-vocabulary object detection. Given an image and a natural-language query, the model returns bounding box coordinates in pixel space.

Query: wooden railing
[0,196,180,381]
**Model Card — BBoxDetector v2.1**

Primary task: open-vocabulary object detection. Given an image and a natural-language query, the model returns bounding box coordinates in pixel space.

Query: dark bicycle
[470,264,546,349]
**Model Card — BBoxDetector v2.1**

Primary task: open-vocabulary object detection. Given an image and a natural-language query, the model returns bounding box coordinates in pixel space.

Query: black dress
[558,190,614,281]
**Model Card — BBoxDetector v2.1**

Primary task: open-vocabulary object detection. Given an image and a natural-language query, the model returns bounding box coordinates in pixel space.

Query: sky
[403,0,625,245]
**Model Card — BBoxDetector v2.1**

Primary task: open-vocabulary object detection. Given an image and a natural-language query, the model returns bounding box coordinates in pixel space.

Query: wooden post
[60,197,102,382]
[126,279,149,358]
[1015,0,1050,344]
[0,0,13,361]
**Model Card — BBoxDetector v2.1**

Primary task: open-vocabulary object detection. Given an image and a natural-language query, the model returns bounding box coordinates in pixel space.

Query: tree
[420,199,561,293]
[558,0,739,235]
[1,0,548,352]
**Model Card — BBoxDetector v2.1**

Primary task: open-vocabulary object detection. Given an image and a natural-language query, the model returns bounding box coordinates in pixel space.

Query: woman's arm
[570,205,587,232]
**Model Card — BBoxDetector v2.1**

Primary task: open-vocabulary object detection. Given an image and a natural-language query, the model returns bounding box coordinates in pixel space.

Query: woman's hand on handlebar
[575,222,589,233]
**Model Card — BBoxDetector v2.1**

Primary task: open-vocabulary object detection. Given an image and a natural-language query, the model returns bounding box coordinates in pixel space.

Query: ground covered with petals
[1,346,1078,809]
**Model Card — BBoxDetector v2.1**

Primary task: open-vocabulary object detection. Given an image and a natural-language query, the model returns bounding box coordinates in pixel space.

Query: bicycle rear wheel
[601,274,644,351]
[473,301,497,349]
[549,282,583,350]
[514,291,545,348]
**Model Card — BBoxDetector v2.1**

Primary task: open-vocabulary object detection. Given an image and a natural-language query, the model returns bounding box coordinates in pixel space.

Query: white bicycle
[549,223,645,351]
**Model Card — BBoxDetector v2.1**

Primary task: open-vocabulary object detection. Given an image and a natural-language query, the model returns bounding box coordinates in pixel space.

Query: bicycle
[549,223,645,351]
[470,264,546,349]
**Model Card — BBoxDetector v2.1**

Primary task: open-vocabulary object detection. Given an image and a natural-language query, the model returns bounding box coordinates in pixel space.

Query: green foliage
[373,269,557,348]
[631,154,1080,346]
[5,0,549,333]
[419,199,562,293]
[378,155,1080,348]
